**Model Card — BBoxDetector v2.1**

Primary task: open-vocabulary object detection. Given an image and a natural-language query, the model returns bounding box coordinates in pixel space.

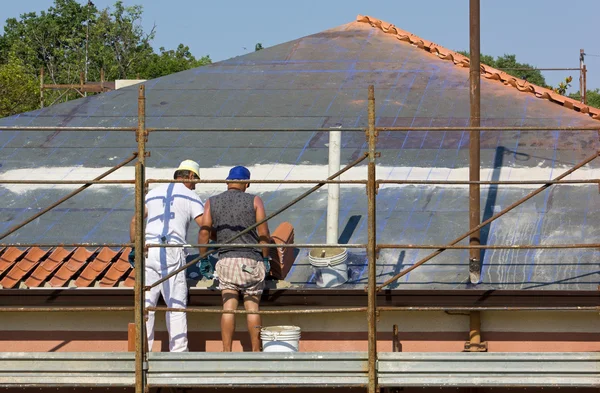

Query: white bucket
[261,325,301,352]
[309,247,348,288]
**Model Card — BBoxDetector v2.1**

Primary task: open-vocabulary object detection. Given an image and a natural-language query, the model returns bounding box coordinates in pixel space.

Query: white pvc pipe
[326,130,341,244]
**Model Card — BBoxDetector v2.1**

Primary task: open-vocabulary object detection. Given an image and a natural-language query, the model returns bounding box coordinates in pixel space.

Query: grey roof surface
[0,21,599,290]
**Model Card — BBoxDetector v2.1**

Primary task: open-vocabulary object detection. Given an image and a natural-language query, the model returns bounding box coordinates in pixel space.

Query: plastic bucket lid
[309,247,348,267]
[260,325,301,341]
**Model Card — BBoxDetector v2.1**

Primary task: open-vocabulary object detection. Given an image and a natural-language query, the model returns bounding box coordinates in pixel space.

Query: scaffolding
[0,83,600,391]
[39,68,115,108]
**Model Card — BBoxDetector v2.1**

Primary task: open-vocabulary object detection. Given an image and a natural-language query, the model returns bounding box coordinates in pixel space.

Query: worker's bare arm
[129,208,148,243]
[254,196,270,258]
[198,199,213,256]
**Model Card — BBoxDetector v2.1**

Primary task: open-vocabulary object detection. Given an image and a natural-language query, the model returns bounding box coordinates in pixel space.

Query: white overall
[143,183,204,352]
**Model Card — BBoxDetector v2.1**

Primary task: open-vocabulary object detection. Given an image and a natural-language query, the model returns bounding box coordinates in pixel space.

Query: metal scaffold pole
[134,84,147,393]
[367,85,378,393]
[469,0,482,284]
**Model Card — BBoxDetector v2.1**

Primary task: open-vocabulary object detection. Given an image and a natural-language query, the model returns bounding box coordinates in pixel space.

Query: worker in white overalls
[129,160,204,352]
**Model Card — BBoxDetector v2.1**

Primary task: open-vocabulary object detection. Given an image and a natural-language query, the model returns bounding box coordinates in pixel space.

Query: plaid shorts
[216,257,265,296]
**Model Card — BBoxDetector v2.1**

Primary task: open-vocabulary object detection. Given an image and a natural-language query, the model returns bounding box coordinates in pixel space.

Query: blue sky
[2,0,599,93]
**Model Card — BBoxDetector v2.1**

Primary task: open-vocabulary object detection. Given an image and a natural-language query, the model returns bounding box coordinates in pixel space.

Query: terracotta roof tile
[99,247,132,287]
[356,15,600,121]
[0,225,298,288]
[0,247,50,289]
[0,247,28,276]
[74,247,121,287]
[269,222,295,280]
[124,268,135,288]
[24,247,73,288]
[48,247,97,288]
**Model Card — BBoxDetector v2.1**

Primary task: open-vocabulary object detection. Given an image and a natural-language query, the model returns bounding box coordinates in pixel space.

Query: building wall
[0,310,598,352]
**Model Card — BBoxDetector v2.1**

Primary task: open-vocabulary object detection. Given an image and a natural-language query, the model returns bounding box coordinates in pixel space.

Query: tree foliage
[569,89,600,109]
[140,44,211,79]
[0,52,38,117]
[553,76,573,96]
[0,0,211,117]
[458,52,547,87]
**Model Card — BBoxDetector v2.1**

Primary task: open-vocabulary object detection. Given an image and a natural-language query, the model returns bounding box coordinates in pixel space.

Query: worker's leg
[243,294,261,352]
[161,249,189,352]
[162,269,189,352]
[144,262,161,352]
[221,289,239,352]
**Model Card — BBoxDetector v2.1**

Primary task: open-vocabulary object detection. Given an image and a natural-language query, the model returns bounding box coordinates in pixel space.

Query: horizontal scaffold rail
[3,241,600,250]
[145,242,600,250]
[145,126,599,132]
[0,126,136,132]
[4,125,598,132]
[0,352,597,388]
[3,178,600,186]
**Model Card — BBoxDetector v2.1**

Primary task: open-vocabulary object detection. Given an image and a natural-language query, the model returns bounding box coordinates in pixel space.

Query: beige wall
[1,309,598,353]
[1,310,598,333]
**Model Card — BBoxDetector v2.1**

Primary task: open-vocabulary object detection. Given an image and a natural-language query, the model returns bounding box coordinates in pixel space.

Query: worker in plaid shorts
[198,165,271,352]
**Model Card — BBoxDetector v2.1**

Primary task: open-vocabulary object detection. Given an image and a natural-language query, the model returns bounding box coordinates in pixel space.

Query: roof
[0,17,599,290]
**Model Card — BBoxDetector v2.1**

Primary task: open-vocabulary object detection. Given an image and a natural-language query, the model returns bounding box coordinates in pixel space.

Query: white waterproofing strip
[0,163,598,195]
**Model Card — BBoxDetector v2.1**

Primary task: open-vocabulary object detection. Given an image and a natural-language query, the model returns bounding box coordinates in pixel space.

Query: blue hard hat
[226,165,251,180]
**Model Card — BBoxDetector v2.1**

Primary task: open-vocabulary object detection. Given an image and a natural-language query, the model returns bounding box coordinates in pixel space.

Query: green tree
[0,52,38,117]
[139,44,211,79]
[0,0,212,116]
[255,43,263,51]
[458,52,547,87]
[569,88,600,109]
[0,0,93,85]
[90,1,155,80]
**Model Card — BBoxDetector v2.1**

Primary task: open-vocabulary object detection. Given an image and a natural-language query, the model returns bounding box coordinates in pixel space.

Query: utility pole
[580,49,587,104]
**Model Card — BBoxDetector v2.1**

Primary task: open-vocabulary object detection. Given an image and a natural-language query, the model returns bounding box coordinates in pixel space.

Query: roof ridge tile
[356,14,600,121]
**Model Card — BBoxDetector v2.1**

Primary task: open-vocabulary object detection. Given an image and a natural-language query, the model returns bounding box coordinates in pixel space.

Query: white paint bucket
[260,325,301,352]
[309,247,348,288]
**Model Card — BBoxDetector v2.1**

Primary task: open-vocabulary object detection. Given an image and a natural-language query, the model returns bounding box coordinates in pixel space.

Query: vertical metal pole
[464,310,487,352]
[469,0,482,284]
[134,85,146,393]
[469,311,481,346]
[367,85,378,393]
[327,129,341,244]
[580,49,585,104]
[40,68,44,109]
[583,64,587,105]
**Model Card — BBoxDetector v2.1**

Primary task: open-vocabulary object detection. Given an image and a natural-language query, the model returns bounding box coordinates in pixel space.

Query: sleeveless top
[209,189,262,261]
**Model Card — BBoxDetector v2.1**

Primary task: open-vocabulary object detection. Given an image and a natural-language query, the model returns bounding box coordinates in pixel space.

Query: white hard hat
[177,160,200,178]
